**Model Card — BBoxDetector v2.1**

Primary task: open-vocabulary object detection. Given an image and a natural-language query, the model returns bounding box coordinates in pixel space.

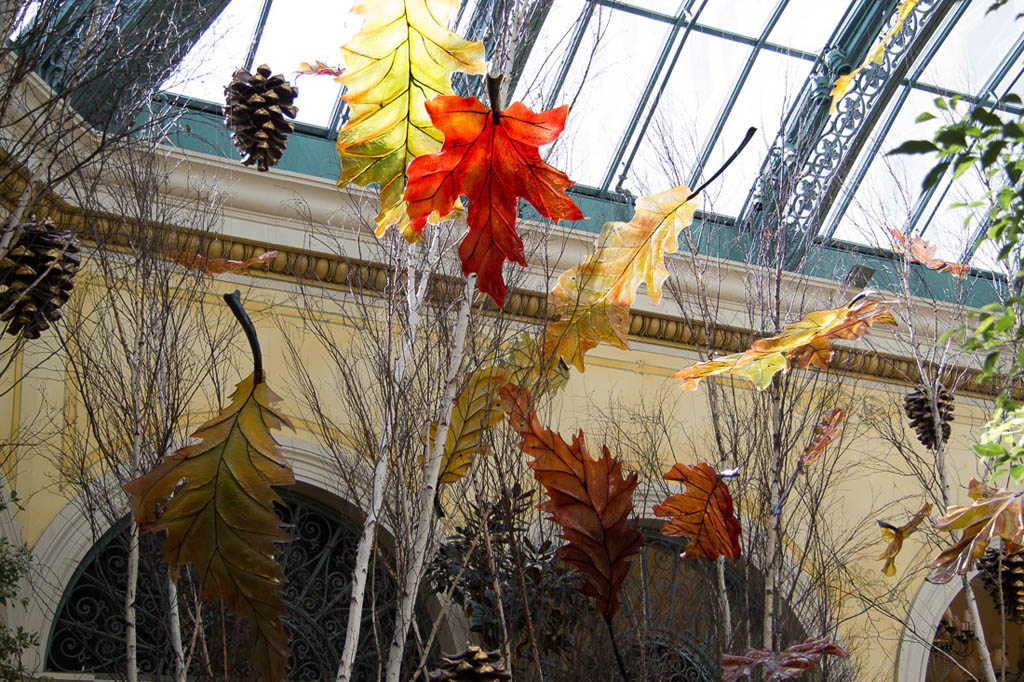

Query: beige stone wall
[0,144,1002,681]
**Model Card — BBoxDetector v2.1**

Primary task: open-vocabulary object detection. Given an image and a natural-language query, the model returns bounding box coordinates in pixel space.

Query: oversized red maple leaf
[653,462,742,561]
[502,383,643,619]
[404,95,583,306]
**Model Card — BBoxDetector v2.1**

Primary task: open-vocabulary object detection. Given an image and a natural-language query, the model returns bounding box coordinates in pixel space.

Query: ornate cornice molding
[129,226,1000,398]
[0,143,993,398]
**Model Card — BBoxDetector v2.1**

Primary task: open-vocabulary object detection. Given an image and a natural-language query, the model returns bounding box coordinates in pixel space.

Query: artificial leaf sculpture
[830,0,920,115]
[653,462,742,561]
[336,0,486,238]
[502,384,643,619]
[675,352,788,392]
[429,367,510,484]
[877,503,932,577]
[170,250,278,277]
[889,228,969,279]
[125,292,294,682]
[501,331,570,398]
[927,479,1024,584]
[801,408,846,467]
[721,636,849,682]
[404,91,584,306]
[545,185,698,371]
[675,294,896,391]
[295,60,345,79]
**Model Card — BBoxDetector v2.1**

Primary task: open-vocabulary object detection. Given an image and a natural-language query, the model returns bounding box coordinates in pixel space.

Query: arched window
[46,488,432,679]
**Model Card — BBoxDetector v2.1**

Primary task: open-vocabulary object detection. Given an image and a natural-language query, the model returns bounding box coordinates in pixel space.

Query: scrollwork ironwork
[46,490,431,679]
[745,0,945,243]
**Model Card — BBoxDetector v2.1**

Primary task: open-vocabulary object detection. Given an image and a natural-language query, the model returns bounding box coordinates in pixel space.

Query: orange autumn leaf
[927,480,1024,584]
[502,384,643,619]
[653,462,741,561]
[801,408,846,467]
[295,60,345,79]
[877,503,932,577]
[545,185,697,371]
[171,250,278,277]
[890,228,969,279]
[405,95,583,306]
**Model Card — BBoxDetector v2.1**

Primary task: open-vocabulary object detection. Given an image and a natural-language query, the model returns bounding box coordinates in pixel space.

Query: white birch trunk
[383,275,475,682]
[167,576,186,682]
[930,387,997,682]
[126,517,140,682]
[335,242,435,682]
[962,573,999,682]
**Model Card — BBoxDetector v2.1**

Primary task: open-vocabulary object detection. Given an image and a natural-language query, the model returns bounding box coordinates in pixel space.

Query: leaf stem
[687,127,757,201]
[487,74,504,123]
[604,614,631,682]
[224,290,263,383]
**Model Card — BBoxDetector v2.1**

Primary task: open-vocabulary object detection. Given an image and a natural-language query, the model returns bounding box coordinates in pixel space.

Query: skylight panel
[767,0,852,53]
[547,6,674,187]
[915,168,987,263]
[250,0,361,127]
[620,32,751,196]
[700,51,809,215]
[512,0,590,109]
[970,236,1002,273]
[694,0,779,40]
[162,0,265,104]
[917,0,1023,95]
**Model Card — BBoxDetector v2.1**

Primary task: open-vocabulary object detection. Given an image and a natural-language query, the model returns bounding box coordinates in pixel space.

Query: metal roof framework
[152,0,1024,276]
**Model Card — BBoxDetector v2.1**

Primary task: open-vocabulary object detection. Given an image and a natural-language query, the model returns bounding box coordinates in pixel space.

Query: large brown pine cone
[427,645,513,681]
[0,217,79,339]
[978,548,1024,624]
[903,386,953,450]
[223,64,298,172]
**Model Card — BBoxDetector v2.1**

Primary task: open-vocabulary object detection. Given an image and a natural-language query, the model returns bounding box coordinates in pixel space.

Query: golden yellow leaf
[829,0,919,115]
[125,371,295,682]
[927,480,1024,584]
[829,69,861,116]
[674,351,787,392]
[336,0,485,239]
[675,295,895,391]
[428,367,510,484]
[743,297,896,370]
[545,185,698,371]
[877,503,931,577]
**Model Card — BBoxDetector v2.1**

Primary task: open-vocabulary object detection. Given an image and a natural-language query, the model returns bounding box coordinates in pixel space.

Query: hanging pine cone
[0,217,80,339]
[223,64,298,172]
[903,385,953,450]
[977,547,1024,623]
[427,645,512,681]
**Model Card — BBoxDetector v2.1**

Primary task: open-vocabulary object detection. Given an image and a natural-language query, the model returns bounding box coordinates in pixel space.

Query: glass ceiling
[161,0,1024,275]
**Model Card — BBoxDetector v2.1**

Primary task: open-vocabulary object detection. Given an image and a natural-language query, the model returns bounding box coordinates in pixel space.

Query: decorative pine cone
[978,548,1024,624]
[427,645,512,681]
[903,386,953,450]
[0,217,79,339]
[223,64,298,172]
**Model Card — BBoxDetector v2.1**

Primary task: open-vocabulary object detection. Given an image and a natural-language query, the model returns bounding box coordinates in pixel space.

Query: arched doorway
[45,488,433,679]
[924,571,1024,682]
